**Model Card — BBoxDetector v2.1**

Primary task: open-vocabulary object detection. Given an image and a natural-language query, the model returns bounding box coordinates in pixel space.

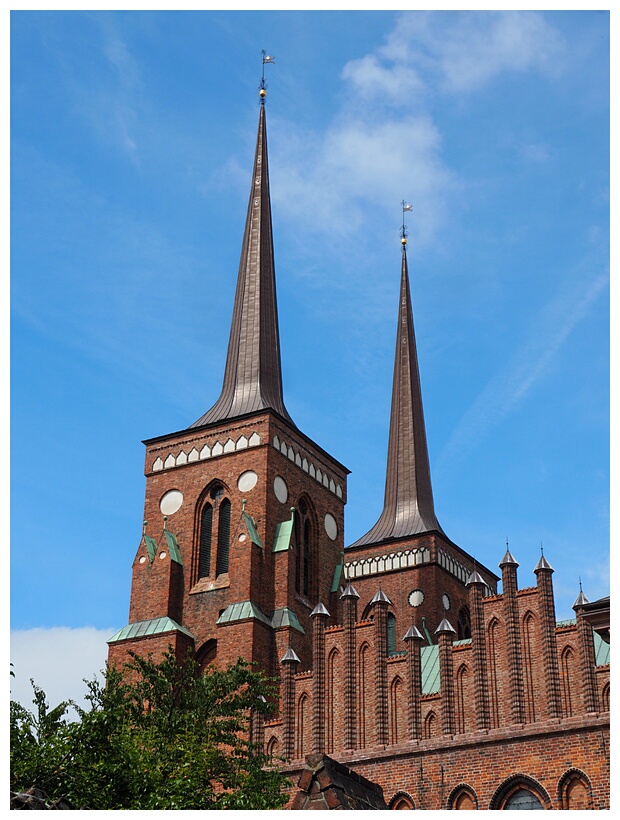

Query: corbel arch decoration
[389,791,415,810]
[558,768,593,810]
[489,774,551,810]
[266,735,280,760]
[447,783,478,810]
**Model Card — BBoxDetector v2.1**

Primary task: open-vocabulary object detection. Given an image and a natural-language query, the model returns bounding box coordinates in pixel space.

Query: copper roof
[350,248,443,547]
[191,102,293,428]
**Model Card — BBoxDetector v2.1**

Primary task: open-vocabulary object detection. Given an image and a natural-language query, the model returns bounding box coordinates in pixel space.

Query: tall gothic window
[216,498,231,576]
[457,606,471,640]
[295,497,313,598]
[387,612,397,656]
[198,503,213,579]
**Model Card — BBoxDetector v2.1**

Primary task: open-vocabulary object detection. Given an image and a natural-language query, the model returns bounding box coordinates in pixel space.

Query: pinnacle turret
[191,101,293,428]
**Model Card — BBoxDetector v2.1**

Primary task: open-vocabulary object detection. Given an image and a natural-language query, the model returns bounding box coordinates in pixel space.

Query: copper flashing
[350,249,443,547]
[191,103,293,428]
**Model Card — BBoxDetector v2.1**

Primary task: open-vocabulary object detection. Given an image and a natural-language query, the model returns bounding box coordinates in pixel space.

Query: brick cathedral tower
[108,85,348,676]
[340,217,498,647]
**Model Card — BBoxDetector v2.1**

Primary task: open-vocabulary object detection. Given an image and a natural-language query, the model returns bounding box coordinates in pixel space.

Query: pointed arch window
[295,497,314,598]
[387,612,398,656]
[216,498,231,576]
[198,503,213,579]
[457,606,471,640]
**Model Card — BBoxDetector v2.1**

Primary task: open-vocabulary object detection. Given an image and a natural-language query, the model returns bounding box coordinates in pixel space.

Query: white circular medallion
[238,533,247,542]
[237,470,258,492]
[274,476,288,503]
[139,556,146,564]
[442,594,451,611]
[159,490,183,516]
[408,589,424,607]
[159,551,167,560]
[324,513,338,541]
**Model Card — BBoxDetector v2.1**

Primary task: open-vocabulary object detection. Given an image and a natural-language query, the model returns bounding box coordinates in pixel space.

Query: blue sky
[10,9,609,708]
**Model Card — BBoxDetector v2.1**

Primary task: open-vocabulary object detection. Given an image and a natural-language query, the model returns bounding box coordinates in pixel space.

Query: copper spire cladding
[350,247,443,547]
[191,101,294,428]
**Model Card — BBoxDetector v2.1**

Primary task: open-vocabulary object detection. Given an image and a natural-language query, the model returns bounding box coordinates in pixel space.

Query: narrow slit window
[216,498,231,576]
[198,503,213,578]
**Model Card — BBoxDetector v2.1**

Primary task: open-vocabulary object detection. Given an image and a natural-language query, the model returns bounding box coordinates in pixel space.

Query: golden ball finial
[401,236,407,245]
[259,88,267,98]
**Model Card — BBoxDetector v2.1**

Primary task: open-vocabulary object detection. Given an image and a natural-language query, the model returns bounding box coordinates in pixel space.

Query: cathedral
[107,85,610,810]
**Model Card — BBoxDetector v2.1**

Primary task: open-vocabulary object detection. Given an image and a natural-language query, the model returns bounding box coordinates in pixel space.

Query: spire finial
[540,541,544,556]
[401,200,412,248]
[579,576,583,593]
[163,515,168,531]
[260,50,275,102]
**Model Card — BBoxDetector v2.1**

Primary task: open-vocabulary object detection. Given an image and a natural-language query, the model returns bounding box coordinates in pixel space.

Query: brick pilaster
[500,550,526,725]
[435,618,456,735]
[534,554,562,719]
[280,647,300,760]
[467,570,490,730]
[404,622,424,740]
[371,589,391,746]
[341,583,360,750]
[573,592,599,714]
[310,601,330,754]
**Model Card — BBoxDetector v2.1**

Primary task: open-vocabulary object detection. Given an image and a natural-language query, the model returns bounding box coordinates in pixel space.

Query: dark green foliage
[10,651,288,810]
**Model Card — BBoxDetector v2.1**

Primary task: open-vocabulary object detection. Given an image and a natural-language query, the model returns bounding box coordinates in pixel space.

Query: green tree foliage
[10,651,288,809]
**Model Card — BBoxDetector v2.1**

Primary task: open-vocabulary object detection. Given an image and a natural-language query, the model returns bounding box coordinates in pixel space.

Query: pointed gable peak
[191,102,293,429]
[350,245,443,547]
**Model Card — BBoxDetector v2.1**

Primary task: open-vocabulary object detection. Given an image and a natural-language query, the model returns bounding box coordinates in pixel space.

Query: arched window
[358,643,370,748]
[559,769,592,810]
[216,498,231,576]
[490,775,550,810]
[522,612,537,722]
[389,676,402,745]
[390,792,415,810]
[457,607,471,640]
[266,735,279,760]
[487,618,501,728]
[327,648,340,753]
[387,612,397,656]
[601,682,610,711]
[198,503,213,578]
[455,664,468,734]
[448,784,478,810]
[295,497,314,598]
[196,638,217,672]
[424,710,437,739]
[560,646,575,717]
[296,693,309,760]
[504,789,543,809]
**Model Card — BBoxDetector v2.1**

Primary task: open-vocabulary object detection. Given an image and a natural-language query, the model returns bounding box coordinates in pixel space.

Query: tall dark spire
[350,244,442,547]
[191,98,293,429]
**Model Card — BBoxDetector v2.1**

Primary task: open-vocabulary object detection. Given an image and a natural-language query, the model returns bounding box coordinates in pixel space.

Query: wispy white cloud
[10,627,115,713]
[436,267,608,476]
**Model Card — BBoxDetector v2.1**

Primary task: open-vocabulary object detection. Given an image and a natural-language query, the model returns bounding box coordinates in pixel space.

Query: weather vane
[260,50,275,101]
[401,200,412,247]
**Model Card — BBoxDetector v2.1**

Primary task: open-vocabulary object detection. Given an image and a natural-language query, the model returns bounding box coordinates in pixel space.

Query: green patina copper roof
[217,600,272,627]
[242,511,263,548]
[330,552,345,593]
[594,630,610,666]
[217,601,305,633]
[272,509,295,552]
[107,616,194,645]
[557,618,577,628]
[164,529,182,564]
[421,644,440,695]
[144,534,158,562]
[271,607,305,633]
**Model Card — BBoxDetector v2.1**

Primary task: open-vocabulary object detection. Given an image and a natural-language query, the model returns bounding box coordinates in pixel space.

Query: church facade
[107,90,610,810]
